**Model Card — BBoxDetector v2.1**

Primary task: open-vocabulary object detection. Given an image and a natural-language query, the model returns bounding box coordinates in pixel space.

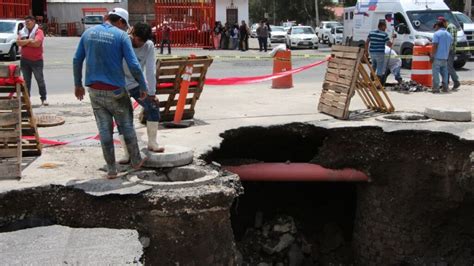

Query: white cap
[109,7,130,28]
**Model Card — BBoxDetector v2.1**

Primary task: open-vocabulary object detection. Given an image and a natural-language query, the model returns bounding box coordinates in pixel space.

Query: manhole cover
[376,113,433,123]
[35,114,66,127]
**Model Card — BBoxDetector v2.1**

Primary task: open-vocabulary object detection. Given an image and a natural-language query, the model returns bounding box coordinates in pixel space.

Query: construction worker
[366,20,392,83]
[439,17,461,90]
[430,20,452,93]
[119,22,165,165]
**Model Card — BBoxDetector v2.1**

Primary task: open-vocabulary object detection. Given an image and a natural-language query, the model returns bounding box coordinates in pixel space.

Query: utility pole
[315,0,320,27]
[273,0,276,25]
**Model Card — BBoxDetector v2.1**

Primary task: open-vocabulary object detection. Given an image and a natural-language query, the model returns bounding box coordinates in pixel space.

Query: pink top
[21,28,44,61]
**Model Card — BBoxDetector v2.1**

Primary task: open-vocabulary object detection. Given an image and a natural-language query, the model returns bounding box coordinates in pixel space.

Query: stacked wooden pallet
[318,45,395,119]
[0,65,42,157]
[155,55,213,122]
[0,83,22,179]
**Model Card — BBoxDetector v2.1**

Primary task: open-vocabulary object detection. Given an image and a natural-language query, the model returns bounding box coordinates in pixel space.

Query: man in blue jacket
[73,8,148,179]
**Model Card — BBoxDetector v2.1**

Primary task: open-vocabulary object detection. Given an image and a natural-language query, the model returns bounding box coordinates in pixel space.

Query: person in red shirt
[17,16,48,106]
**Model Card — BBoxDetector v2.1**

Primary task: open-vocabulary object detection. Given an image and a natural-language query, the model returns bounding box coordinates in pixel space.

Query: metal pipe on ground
[224,163,369,182]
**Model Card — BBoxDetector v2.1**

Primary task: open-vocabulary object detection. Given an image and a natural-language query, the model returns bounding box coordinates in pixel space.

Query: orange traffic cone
[272,50,293,89]
[164,54,196,128]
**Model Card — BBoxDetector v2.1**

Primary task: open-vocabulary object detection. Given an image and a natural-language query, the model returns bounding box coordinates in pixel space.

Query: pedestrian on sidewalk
[430,20,452,93]
[119,22,165,165]
[239,20,249,51]
[17,16,48,106]
[257,20,269,52]
[160,21,171,55]
[213,21,222,49]
[440,17,461,90]
[365,20,392,83]
[231,24,240,50]
[73,7,148,179]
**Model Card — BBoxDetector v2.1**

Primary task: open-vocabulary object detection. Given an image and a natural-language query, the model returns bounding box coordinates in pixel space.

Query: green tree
[249,0,336,26]
[444,0,464,11]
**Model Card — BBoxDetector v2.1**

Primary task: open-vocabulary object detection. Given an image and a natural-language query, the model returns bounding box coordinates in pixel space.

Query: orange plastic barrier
[173,54,196,124]
[272,50,293,89]
[411,45,432,87]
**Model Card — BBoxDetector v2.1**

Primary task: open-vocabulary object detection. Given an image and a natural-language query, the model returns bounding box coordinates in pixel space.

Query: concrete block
[0,225,143,265]
[143,145,193,168]
[424,107,472,122]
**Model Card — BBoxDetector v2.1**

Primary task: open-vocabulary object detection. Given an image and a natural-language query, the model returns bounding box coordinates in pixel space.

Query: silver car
[270,26,287,43]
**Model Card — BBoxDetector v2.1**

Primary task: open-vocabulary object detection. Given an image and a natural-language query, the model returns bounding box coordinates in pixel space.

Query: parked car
[250,23,258,38]
[286,26,318,49]
[270,26,287,43]
[0,19,24,61]
[453,11,474,48]
[328,26,344,46]
[315,21,342,44]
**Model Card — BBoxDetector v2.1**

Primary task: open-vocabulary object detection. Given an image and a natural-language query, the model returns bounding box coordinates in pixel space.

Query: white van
[0,19,25,61]
[343,0,470,69]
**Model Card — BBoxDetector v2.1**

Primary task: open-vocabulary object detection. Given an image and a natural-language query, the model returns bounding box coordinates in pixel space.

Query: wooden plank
[327,62,354,71]
[0,130,19,139]
[322,82,350,94]
[332,51,360,60]
[331,45,361,53]
[158,68,182,76]
[0,99,20,110]
[0,113,19,127]
[319,97,346,109]
[329,57,358,67]
[325,73,352,86]
[326,68,354,78]
[321,91,348,103]
[318,102,346,119]
[0,162,21,179]
[0,148,18,158]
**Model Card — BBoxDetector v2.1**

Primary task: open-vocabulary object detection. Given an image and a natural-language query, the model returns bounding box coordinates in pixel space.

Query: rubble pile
[237,214,352,265]
[386,80,430,93]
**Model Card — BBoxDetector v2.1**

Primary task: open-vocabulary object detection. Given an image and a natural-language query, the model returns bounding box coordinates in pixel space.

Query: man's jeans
[20,58,47,100]
[447,50,459,83]
[432,59,449,90]
[88,88,142,174]
[370,53,386,76]
[129,87,160,122]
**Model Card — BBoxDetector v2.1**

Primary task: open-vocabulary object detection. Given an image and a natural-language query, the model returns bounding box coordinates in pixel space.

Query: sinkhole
[204,123,474,265]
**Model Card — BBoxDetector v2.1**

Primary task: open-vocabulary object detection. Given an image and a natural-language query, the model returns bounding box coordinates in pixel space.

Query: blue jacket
[73,23,146,92]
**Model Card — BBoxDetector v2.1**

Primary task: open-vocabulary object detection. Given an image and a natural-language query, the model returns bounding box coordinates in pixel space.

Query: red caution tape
[34,59,328,147]
[204,59,328,86]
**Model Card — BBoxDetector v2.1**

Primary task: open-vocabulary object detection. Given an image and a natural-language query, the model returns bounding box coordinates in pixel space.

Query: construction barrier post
[272,50,293,89]
[164,54,196,128]
[411,45,432,88]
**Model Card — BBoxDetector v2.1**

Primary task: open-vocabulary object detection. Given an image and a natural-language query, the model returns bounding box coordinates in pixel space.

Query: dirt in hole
[207,123,474,264]
[232,181,357,265]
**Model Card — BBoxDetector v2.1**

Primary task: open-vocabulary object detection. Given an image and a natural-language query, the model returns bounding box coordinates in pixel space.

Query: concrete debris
[387,80,430,93]
[424,107,472,122]
[238,214,351,265]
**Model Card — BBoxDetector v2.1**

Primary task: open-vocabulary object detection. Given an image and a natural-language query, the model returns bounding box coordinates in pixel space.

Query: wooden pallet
[155,55,213,122]
[0,66,42,157]
[318,45,395,119]
[0,83,22,179]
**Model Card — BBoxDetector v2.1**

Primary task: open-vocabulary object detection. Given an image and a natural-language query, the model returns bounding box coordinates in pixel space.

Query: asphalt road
[2,37,473,100]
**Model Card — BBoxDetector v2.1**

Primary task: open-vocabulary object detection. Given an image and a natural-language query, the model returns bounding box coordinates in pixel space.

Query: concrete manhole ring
[35,114,66,127]
[129,165,220,189]
[376,112,433,123]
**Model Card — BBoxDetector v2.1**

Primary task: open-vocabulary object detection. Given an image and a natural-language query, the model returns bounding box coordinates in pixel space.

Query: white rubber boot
[118,135,130,164]
[147,121,164,153]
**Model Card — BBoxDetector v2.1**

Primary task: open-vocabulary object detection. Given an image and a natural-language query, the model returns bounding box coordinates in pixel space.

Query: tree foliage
[444,0,464,12]
[249,0,336,26]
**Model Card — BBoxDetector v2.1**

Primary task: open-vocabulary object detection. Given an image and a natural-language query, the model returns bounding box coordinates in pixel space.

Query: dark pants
[88,88,142,175]
[20,58,47,100]
[160,39,171,54]
[239,37,248,51]
[129,87,160,122]
[258,37,268,52]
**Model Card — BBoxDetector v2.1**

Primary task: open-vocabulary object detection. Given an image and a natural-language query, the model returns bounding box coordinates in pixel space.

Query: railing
[0,0,30,19]
[155,0,215,48]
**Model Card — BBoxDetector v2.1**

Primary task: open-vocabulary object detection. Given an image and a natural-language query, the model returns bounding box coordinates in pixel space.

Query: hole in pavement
[232,182,357,265]
[136,166,208,182]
